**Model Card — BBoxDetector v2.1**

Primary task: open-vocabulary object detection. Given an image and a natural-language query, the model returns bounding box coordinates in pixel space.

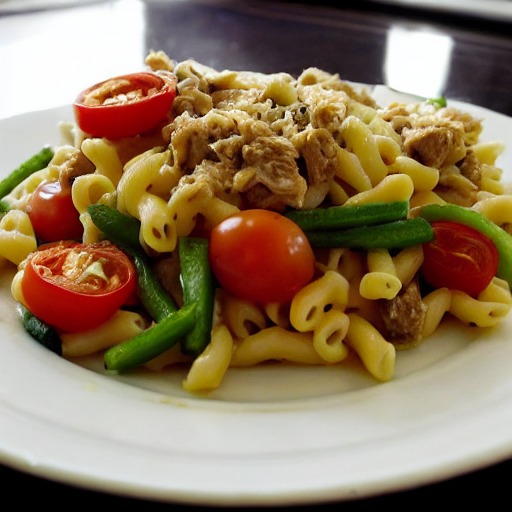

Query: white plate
[1,95,512,506]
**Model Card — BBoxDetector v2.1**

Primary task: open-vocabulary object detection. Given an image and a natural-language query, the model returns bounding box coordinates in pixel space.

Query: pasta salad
[1,51,511,393]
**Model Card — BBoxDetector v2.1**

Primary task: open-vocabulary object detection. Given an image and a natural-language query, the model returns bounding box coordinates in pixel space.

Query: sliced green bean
[305,218,434,250]
[104,302,197,373]
[17,304,62,356]
[126,247,177,321]
[0,147,54,201]
[88,204,177,320]
[87,204,142,250]
[179,237,215,357]
[285,201,409,231]
[420,203,512,289]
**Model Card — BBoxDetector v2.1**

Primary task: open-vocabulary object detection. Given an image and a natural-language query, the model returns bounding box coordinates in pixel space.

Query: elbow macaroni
[221,292,267,339]
[0,211,37,265]
[61,310,146,357]
[313,309,350,363]
[345,313,395,381]
[359,249,402,300]
[290,270,349,332]
[449,278,512,328]
[182,323,234,392]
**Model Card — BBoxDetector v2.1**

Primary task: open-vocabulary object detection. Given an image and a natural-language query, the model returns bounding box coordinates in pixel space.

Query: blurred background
[1,0,512,120]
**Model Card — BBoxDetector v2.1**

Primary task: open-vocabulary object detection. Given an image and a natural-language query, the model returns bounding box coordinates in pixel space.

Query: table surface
[1,0,512,508]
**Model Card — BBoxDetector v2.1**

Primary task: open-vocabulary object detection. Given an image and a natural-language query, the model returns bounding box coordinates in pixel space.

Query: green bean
[104,302,197,373]
[305,218,434,250]
[285,201,409,231]
[0,147,54,202]
[17,304,62,356]
[125,246,177,321]
[420,203,512,289]
[87,204,177,320]
[179,237,215,356]
[87,204,142,250]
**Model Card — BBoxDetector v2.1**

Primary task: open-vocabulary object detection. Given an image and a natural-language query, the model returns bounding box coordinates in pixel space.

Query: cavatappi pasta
[2,51,512,393]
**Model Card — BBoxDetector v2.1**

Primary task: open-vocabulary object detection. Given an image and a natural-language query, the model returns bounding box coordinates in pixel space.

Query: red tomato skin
[421,221,499,297]
[209,210,315,304]
[21,242,136,332]
[74,72,176,139]
[28,181,84,243]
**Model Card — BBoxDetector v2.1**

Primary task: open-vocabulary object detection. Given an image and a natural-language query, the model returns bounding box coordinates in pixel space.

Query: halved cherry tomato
[27,180,83,243]
[421,221,499,297]
[21,241,136,332]
[209,210,315,304]
[74,72,177,139]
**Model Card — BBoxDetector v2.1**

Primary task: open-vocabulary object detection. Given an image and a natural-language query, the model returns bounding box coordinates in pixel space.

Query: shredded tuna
[458,150,482,188]
[378,279,427,349]
[157,53,495,226]
[165,110,239,171]
[294,127,339,209]
[236,131,305,210]
[436,167,479,206]
[145,50,175,73]
[58,148,95,189]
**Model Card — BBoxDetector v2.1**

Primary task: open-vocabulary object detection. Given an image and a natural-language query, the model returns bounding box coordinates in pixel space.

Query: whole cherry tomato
[21,241,136,332]
[421,221,499,297]
[27,180,83,243]
[74,72,176,139]
[209,210,315,304]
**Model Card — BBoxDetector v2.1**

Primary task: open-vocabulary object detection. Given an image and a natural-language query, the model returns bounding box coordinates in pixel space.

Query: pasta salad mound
[1,51,511,393]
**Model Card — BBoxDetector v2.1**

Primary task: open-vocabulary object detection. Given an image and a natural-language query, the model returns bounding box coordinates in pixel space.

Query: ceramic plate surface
[1,93,511,505]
